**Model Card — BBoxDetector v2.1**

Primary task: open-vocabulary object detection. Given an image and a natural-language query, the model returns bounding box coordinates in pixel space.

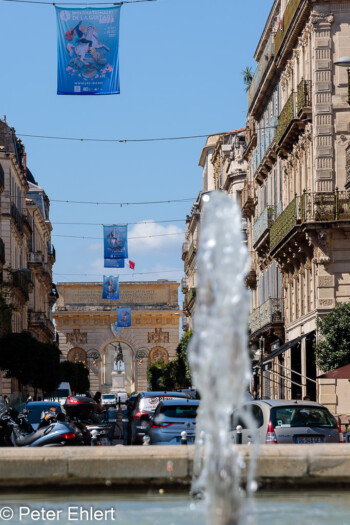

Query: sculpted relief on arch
[149,347,169,364]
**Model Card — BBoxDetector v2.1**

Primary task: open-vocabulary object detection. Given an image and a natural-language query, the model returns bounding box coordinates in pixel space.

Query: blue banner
[104,225,128,260]
[104,258,125,268]
[56,6,121,95]
[102,275,119,300]
[117,307,131,327]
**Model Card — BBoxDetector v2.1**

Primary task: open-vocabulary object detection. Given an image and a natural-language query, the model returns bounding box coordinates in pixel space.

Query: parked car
[25,401,65,430]
[127,391,190,445]
[64,395,111,445]
[148,399,199,445]
[231,400,344,444]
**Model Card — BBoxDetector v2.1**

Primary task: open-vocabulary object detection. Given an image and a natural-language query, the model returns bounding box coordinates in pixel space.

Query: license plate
[295,436,324,444]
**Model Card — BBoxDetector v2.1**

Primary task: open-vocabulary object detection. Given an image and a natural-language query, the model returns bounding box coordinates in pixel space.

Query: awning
[262,330,315,364]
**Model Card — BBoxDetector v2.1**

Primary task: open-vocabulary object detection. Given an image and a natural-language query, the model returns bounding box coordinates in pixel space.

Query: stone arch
[99,338,136,393]
[67,347,87,365]
[149,346,169,364]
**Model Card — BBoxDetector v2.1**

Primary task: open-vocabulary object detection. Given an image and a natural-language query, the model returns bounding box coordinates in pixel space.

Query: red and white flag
[129,260,135,270]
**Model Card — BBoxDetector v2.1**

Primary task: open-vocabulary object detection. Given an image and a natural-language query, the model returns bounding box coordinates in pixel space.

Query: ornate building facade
[182,130,247,331]
[244,0,350,404]
[53,280,180,394]
[0,119,57,395]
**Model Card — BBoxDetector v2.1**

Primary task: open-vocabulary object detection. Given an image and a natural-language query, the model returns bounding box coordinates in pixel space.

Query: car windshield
[271,405,337,428]
[27,405,63,424]
[103,395,115,399]
[159,405,198,419]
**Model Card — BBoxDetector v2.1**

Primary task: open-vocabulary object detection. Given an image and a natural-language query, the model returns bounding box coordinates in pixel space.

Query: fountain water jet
[188,191,256,525]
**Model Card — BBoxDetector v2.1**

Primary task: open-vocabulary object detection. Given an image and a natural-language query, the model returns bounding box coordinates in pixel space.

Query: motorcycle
[0,397,87,447]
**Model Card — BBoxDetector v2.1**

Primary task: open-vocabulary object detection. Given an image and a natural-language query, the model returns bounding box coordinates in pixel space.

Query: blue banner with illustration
[103,225,128,260]
[56,6,121,95]
[102,275,119,300]
[117,307,131,327]
[104,258,125,268]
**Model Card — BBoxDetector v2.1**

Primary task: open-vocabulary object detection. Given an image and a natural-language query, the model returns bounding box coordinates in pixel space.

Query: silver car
[148,399,199,445]
[231,400,343,444]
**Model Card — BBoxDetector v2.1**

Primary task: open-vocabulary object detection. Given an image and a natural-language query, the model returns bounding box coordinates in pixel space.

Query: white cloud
[128,221,184,254]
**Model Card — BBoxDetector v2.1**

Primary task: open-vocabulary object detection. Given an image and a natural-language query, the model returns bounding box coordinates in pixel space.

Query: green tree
[0,292,14,337]
[242,66,253,92]
[59,360,90,395]
[316,302,350,372]
[147,331,193,391]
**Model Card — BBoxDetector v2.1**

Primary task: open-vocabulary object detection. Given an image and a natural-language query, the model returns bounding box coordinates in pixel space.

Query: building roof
[318,364,350,379]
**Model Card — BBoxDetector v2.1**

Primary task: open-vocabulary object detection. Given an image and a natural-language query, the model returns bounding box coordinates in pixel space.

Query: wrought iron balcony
[0,238,5,264]
[276,80,312,152]
[253,117,277,176]
[181,277,188,294]
[185,239,197,266]
[274,0,303,57]
[28,311,55,337]
[270,191,350,253]
[248,35,275,109]
[241,182,255,218]
[250,298,284,335]
[253,206,277,247]
[346,146,350,189]
[48,243,56,261]
[10,202,24,234]
[183,287,196,312]
[182,242,189,261]
[0,163,4,192]
[7,269,33,299]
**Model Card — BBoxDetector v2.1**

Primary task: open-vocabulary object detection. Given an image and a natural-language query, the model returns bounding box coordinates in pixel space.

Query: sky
[0,0,272,293]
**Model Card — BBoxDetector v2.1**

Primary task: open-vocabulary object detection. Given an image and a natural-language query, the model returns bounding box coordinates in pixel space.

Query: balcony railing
[253,206,277,247]
[10,202,24,234]
[8,269,32,298]
[270,191,350,252]
[185,239,197,266]
[181,277,188,294]
[274,0,303,57]
[0,163,4,192]
[182,316,189,331]
[276,79,311,148]
[182,242,189,261]
[253,116,277,173]
[250,298,284,335]
[248,34,275,108]
[241,182,255,217]
[28,311,55,335]
[0,238,5,264]
[48,243,56,261]
[28,252,44,265]
[346,146,350,188]
[184,287,196,311]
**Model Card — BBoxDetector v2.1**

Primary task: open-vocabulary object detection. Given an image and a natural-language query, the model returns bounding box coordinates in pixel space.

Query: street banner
[102,275,119,300]
[56,6,121,95]
[104,258,125,268]
[117,307,131,327]
[103,225,128,260]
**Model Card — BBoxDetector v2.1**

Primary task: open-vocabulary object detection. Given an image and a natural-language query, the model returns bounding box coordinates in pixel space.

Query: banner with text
[104,258,125,268]
[102,275,119,300]
[56,6,121,95]
[103,225,128,260]
[117,307,131,327]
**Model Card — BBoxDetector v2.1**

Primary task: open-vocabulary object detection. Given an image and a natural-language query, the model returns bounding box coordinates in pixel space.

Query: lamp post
[334,57,350,105]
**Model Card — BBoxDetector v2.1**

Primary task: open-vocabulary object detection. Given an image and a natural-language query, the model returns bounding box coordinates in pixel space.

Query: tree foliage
[59,360,90,395]
[147,331,193,391]
[242,66,253,92]
[0,292,14,338]
[0,331,61,395]
[315,302,350,372]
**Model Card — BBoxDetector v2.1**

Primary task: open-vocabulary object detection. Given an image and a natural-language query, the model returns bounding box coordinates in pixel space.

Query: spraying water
[188,191,255,525]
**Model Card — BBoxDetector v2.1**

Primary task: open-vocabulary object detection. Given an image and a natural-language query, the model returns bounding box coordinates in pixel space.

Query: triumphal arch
[53,280,180,394]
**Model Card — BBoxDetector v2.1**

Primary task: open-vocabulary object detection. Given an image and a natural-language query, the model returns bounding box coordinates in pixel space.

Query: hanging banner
[104,258,125,268]
[102,275,119,300]
[103,225,128,260]
[117,307,131,327]
[56,6,121,95]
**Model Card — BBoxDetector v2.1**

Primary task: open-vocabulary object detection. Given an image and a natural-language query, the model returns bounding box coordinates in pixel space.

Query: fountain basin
[0,445,350,488]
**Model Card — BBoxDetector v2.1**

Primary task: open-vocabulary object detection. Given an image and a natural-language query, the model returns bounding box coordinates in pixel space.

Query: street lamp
[334,57,350,105]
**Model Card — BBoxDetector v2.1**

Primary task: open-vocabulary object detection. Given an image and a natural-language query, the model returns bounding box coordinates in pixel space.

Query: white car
[101,394,117,408]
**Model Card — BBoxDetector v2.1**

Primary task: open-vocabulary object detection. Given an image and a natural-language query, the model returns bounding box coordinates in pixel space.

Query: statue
[114,343,125,372]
